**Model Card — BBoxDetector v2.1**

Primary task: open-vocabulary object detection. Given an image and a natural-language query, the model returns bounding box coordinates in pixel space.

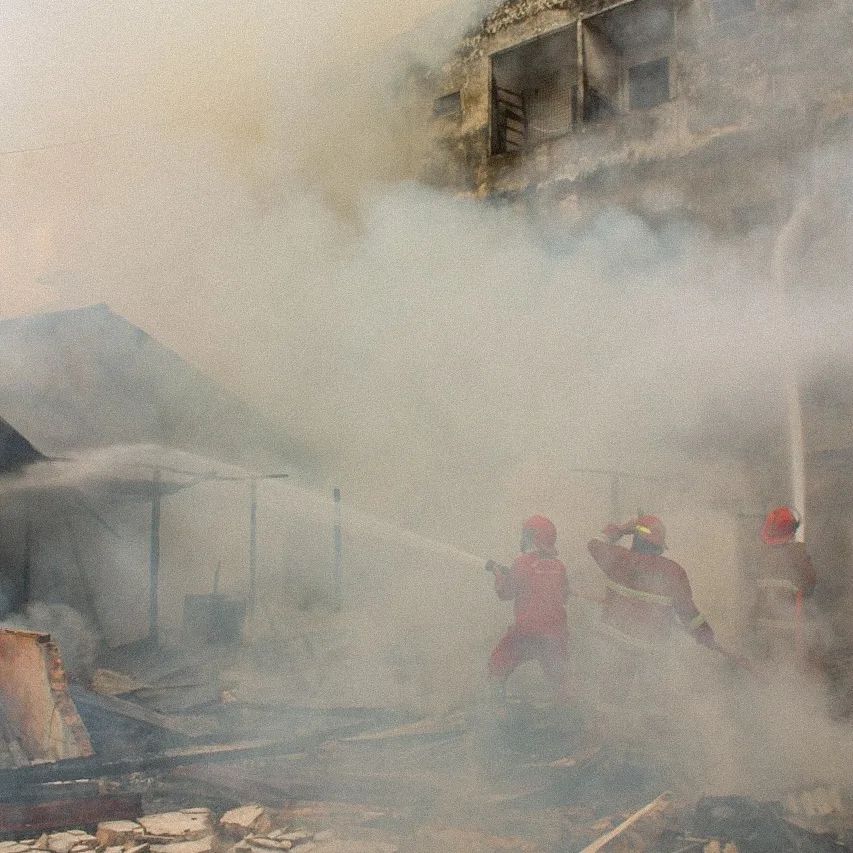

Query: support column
[248,477,258,616]
[576,19,586,126]
[333,487,342,608]
[149,469,162,645]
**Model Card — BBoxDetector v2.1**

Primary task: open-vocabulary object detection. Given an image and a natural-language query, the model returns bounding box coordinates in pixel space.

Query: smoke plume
[0,0,851,805]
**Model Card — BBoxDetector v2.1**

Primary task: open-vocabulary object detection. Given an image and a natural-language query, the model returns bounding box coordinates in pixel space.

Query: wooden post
[333,487,342,607]
[148,469,161,645]
[576,18,586,126]
[22,512,32,609]
[579,793,672,852]
[248,477,258,616]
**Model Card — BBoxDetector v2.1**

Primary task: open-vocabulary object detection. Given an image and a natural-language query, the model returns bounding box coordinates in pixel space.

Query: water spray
[262,478,487,570]
[771,196,814,542]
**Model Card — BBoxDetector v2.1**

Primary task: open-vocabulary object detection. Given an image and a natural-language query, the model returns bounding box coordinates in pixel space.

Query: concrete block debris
[148,839,214,853]
[95,822,145,848]
[277,834,310,845]
[219,806,272,839]
[242,838,292,852]
[90,670,143,697]
[784,786,844,821]
[2,806,396,853]
[693,796,846,853]
[137,811,213,841]
[44,833,99,853]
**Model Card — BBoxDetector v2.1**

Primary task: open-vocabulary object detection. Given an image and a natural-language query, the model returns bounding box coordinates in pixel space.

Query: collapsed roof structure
[0,306,294,649]
[0,304,302,470]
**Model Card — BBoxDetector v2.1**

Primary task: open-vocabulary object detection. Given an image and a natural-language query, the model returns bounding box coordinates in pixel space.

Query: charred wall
[427,0,852,229]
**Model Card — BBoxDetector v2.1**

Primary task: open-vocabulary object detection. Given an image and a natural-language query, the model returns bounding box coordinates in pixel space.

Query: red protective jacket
[494,552,568,638]
[587,533,715,647]
[754,540,816,619]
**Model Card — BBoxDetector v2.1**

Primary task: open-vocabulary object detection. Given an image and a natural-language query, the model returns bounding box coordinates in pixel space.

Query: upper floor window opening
[629,56,670,110]
[490,25,579,155]
[581,0,675,121]
[434,91,462,117]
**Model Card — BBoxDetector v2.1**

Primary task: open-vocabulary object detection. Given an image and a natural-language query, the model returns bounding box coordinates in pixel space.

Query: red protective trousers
[489,630,569,685]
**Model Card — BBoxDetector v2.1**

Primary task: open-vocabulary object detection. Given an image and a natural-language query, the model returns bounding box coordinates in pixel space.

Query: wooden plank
[0,731,368,793]
[0,710,414,794]
[0,738,281,792]
[341,714,464,743]
[78,691,216,738]
[576,18,586,125]
[579,793,672,853]
[173,762,444,811]
[0,794,142,838]
[10,780,99,805]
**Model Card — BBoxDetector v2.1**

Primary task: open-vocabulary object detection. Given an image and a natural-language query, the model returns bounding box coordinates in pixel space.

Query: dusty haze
[1,0,851,621]
[1,0,852,803]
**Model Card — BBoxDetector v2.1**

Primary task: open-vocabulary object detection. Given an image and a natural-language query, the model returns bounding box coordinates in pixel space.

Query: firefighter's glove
[603,522,636,542]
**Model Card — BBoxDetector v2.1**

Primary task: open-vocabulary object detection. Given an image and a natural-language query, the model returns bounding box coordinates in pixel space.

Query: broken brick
[96,822,145,848]
[149,839,214,853]
[219,807,271,839]
[137,813,212,841]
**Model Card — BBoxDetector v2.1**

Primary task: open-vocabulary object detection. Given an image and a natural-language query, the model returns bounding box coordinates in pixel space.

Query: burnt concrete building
[427,0,851,227]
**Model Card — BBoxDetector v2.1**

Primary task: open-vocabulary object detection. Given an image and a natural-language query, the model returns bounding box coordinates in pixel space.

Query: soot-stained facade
[426,0,851,231]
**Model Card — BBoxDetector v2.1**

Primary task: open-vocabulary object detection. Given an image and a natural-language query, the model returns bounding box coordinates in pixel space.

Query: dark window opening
[483,0,678,154]
[433,91,462,117]
[629,57,670,109]
[712,0,756,21]
[582,0,674,122]
[583,88,618,123]
[490,26,578,154]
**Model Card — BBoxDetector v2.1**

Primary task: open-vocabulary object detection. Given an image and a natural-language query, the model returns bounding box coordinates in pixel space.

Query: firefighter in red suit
[587,515,716,649]
[586,516,718,706]
[486,515,571,702]
[752,506,820,669]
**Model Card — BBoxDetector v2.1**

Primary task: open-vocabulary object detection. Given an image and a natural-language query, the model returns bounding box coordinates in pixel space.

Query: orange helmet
[633,515,666,549]
[522,515,557,552]
[761,506,799,545]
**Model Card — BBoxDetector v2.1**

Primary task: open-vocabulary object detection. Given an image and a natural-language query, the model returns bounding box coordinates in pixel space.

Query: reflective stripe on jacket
[588,537,714,647]
[754,541,816,619]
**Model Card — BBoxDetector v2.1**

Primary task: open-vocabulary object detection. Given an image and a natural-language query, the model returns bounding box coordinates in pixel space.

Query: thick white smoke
[0,0,851,805]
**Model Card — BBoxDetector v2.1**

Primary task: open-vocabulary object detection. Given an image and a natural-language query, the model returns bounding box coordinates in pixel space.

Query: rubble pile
[0,807,397,853]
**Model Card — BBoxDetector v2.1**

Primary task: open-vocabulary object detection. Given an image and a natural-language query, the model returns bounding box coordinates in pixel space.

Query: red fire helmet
[634,515,666,548]
[522,515,557,551]
[761,506,800,545]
